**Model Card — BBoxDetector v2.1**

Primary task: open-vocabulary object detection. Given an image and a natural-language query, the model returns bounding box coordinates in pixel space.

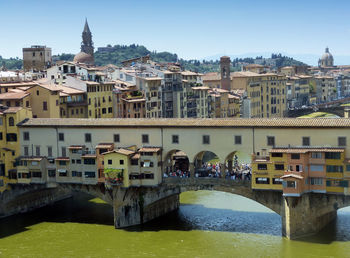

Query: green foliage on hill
[0,56,22,70]
[1,46,306,74]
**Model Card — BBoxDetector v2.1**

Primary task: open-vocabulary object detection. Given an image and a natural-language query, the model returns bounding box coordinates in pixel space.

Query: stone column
[189,162,195,178]
[282,193,338,239]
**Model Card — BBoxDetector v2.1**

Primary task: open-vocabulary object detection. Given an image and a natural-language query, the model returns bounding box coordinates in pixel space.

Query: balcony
[67,100,88,107]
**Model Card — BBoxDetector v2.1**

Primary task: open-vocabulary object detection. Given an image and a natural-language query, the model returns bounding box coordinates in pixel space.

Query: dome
[73,51,94,64]
[321,47,333,61]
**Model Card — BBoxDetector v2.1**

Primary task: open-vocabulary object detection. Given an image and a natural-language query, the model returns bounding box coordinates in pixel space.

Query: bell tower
[220,56,231,91]
[81,19,94,57]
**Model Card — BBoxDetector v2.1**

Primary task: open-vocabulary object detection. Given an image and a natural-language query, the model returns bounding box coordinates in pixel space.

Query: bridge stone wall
[0,184,71,218]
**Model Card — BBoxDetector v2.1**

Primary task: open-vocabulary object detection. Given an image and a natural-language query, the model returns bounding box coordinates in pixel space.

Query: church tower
[220,56,231,91]
[81,19,94,57]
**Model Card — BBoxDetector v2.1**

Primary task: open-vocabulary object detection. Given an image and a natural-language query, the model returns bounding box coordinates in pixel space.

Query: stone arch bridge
[2,178,350,239]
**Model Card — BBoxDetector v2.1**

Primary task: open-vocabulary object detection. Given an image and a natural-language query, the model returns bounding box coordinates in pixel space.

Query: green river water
[1,191,350,258]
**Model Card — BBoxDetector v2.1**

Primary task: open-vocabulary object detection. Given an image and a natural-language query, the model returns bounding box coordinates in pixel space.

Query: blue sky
[1,0,350,62]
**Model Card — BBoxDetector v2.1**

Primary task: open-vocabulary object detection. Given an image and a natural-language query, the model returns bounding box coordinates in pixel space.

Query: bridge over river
[2,177,350,239]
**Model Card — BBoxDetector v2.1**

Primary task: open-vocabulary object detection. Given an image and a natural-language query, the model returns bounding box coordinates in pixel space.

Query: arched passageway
[164,150,190,177]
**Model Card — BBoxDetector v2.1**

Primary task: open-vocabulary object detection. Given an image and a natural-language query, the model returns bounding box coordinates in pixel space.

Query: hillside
[1,45,307,73]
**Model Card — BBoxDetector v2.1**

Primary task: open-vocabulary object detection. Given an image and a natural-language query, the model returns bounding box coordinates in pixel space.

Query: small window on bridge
[274,164,284,170]
[84,171,96,178]
[203,135,210,144]
[311,152,322,159]
[338,137,346,147]
[256,177,269,184]
[267,136,275,146]
[286,181,296,188]
[257,164,267,170]
[271,153,282,157]
[302,137,310,146]
[291,154,300,160]
[325,152,341,160]
[172,135,179,144]
[234,135,242,145]
[31,172,42,178]
[273,178,283,184]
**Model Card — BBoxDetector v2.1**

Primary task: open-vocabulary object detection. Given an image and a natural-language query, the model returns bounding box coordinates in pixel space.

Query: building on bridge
[252,147,349,196]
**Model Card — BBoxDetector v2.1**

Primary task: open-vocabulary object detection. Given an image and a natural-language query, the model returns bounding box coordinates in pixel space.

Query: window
[275,164,284,170]
[273,178,283,184]
[291,154,300,160]
[61,147,66,157]
[325,152,341,160]
[295,165,302,172]
[24,146,29,156]
[326,165,343,173]
[310,178,323,186]
[84,158,95,165]
[310,165,323,172]
[286,181,296,188]
[59,160,66,166]
[48,170,56,177]
[203,135,210,144]
[144,173,154,179]
[255,177,270,184]
[311,152,322,159]
[0,132,3,141]
[35,146,40,156]
[72,171,82,177]
[102,108,106,114]
[84,171,96,178]
[32,172,42,178]
[6,133,17,142]
[302,137,310,146]
[43,101,48,111]
[58,133,64,141]
[120,160,124,165]
[108,107,113,113]
[271,153,282,157]
[108,159,112,165]
[234,135,242,145]
[85,133,91,142]
[257,164,267,170]
[58,169,67,177]
[267,136,275,146]
[131,159,138,166]
[23,132,30,141]
[142,134,149,144]
[48,146,52,157]
[172,135,179,144]
[338,137,346,147]
[8,117,14,126]
[114,134,120,143]
[76,159,81,164]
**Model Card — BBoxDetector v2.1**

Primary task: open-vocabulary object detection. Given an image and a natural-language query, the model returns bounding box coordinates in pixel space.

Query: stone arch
[163,149,190,177]
[193,150,223,177]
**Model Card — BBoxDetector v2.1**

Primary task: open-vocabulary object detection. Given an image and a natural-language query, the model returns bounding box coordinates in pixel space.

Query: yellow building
[232,72,287,118]
[0,106,32,192]
[103,148,137,188]
[87,81,114,118]
[208,88,240,118]
[251,151,286,191]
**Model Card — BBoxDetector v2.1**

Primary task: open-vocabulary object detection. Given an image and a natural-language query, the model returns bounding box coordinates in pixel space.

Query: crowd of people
[164,155,251,181]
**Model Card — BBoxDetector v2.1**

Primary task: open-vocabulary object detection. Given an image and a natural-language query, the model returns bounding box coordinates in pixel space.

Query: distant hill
[1,45,307,73]
[0,56,22,70]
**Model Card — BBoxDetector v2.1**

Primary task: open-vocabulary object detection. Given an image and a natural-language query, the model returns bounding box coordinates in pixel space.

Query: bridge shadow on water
[127,203,282,237]
[0,192,114,239]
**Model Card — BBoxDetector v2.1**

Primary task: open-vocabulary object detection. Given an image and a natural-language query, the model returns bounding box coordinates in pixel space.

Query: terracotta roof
[2,106,24,114]
[103,148,135,156]
[270,148,345,153]
[192,86,210,90]
[0,82,38,87]
[281,174,304,180]
[96,143,114,149]
[0,91,30,100]
[139,147,161,152]
[19,118,350,129]
[202,72,220,81]
[68,145,84,150]
[81,154,97,158]
[131,153,140,159]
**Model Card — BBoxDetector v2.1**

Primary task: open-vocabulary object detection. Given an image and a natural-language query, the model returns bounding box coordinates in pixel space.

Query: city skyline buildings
[1,0,350,65]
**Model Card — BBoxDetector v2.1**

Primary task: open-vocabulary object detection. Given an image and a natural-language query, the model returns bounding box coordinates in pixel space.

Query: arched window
[9,117,14,126]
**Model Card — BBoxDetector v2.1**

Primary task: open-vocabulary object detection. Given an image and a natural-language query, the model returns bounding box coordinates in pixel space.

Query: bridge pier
[281,193,348,239]
[112,186,180,228]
